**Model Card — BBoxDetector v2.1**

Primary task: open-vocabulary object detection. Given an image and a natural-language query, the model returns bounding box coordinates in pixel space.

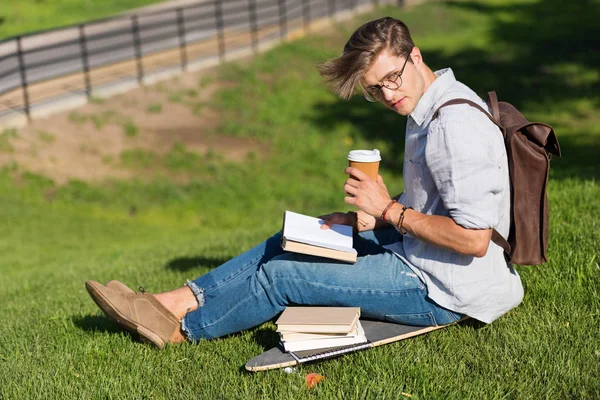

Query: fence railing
[0,0,397,123]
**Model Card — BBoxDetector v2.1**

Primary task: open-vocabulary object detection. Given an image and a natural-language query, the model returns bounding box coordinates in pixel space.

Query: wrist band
[397,205,413,234]
[380,200,397,221]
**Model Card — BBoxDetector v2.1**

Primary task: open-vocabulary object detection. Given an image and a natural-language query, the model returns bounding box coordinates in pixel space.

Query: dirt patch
[0,69,265,184]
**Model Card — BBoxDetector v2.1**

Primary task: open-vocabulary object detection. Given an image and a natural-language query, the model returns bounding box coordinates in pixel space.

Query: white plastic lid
[347,149,381,162]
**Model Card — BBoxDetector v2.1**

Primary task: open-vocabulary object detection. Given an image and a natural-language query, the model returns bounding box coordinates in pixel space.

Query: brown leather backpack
[434,92,561,265]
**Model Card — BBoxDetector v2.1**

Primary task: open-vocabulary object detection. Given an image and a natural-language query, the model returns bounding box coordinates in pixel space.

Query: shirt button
[408,122,414,130]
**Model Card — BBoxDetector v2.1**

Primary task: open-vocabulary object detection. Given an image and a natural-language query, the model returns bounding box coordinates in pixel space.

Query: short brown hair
[318,17,415,99]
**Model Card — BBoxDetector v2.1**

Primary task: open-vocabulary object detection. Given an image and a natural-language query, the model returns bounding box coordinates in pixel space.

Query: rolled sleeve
[425,108,505,230]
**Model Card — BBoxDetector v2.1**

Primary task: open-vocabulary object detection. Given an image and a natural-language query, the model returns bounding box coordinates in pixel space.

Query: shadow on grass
[72,314,123,334]
[250,326,280,350]
[549,133,600,181]
[165,256,229,272]
[309,0,599,181]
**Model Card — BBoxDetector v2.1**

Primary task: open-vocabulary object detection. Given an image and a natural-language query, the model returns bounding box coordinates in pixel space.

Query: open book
[281,211,357,263]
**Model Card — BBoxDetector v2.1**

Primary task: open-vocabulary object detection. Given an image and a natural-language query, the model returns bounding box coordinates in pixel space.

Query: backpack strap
[487,91,501,121]
[433,98,501,128]
[433,98,512,259]
[491,229,511,256]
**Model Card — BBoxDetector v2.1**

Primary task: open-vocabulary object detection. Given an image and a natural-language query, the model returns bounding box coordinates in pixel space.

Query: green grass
[0,0,168,39]
[89,97,106,105]
[120,149,158,169]
[122,121,139,138]
[0,128,18,152]
[0,0,599,398]
[68,111,89,125]
[146,103,163,114]
[36,130,56,144]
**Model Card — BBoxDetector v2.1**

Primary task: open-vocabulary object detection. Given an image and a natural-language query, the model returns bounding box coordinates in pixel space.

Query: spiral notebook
[288,341,372,363]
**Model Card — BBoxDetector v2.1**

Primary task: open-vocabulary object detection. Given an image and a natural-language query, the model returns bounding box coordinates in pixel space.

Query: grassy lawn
[0,0,167,39]
[1,0,599,398]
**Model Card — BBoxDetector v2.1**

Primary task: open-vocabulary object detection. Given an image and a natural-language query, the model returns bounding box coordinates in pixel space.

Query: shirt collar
[410,68,456,127]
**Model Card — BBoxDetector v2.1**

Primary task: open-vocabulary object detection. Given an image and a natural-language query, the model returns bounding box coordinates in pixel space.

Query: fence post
[131,15,144,84]
[302,0,310,34]
[247,0,259,53]
[214,0,225,61]
[176,8,188,71]
[332,0,337,21]
[278,0,288,42]
[15,37,31,121]
[78,24,92,98]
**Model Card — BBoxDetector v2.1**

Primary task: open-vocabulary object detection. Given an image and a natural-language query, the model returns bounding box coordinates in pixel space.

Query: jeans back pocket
[384,312,437,327]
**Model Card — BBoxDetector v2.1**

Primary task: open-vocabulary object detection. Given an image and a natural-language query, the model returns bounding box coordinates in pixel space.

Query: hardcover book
[276,306,360,334]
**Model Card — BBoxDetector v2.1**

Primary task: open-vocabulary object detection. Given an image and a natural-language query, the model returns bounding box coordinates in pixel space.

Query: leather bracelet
[397,205,413,235]
[380,200,397,221]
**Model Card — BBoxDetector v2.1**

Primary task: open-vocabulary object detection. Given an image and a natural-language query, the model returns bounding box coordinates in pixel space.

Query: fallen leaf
[401,393,413,398]
[305,373,325,389]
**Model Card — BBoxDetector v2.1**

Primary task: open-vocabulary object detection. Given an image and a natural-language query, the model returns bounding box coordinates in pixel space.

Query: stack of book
[275,306,367,352]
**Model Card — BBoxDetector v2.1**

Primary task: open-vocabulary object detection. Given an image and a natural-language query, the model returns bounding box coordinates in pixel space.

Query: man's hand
[319,210,379,232]
[318,212,355,230]
[344,167,392,218]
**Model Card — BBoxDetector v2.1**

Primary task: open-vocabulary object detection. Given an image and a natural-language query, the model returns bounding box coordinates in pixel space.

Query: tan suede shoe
[86,280,180,349]
[105,280,135,294]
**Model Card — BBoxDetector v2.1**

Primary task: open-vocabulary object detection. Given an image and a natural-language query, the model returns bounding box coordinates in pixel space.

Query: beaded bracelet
[380,200,397,221]
[397,205,413,235]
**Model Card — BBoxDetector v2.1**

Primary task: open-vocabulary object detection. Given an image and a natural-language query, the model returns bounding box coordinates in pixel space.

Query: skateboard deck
[245,319,458,372]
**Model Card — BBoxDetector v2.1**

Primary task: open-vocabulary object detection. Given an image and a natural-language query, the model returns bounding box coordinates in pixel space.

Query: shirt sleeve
[425,106,507,230]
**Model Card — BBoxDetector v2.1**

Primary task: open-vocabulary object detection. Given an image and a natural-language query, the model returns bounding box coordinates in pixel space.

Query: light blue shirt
[384,68,524,323]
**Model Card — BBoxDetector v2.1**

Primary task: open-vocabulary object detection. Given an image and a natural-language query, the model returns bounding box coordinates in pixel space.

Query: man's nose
[381,86,395,102]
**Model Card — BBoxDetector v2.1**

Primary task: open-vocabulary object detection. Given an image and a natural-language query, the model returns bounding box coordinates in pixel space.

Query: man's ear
[410,47,424,69]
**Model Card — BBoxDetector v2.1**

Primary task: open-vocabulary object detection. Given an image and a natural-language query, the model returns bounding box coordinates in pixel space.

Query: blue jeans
[181,227,463,341]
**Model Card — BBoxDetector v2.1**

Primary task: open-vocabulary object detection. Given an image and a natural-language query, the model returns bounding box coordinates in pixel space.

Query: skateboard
[245,319,460,372]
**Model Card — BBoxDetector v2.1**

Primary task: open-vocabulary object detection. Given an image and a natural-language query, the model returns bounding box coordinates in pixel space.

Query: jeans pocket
[439,309,464,325]
[384,312,437,327]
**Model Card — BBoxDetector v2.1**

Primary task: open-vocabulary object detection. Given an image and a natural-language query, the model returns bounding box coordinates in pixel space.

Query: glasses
[363,52,411,102]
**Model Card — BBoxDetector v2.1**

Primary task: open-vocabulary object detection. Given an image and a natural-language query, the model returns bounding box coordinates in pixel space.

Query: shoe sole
[86,281,166,349]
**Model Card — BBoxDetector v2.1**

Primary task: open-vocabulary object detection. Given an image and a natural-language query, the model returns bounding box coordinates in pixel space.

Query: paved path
[125,0,214,15]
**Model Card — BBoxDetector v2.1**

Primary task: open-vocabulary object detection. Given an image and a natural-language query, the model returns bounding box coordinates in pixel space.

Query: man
[86,17,523,348]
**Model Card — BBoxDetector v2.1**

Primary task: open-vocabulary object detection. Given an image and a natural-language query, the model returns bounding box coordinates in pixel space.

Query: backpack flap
[493,98,561,158]
[522,123,561,157]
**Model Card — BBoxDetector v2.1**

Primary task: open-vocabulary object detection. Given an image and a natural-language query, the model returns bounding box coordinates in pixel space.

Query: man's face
[362,48,426,116]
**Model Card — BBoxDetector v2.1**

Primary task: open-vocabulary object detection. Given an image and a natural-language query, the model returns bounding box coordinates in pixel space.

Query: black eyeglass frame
[363,50,413,102]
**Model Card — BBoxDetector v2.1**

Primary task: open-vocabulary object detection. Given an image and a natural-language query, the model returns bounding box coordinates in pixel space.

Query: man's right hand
[319,210,378,232]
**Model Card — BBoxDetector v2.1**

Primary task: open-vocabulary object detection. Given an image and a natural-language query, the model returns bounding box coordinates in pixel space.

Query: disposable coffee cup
[348,149,381,180]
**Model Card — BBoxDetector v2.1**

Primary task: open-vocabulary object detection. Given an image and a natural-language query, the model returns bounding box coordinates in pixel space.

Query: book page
[283,211,355,253]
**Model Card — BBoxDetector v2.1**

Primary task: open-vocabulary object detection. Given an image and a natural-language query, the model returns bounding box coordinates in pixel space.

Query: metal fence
[0,0,397,122]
